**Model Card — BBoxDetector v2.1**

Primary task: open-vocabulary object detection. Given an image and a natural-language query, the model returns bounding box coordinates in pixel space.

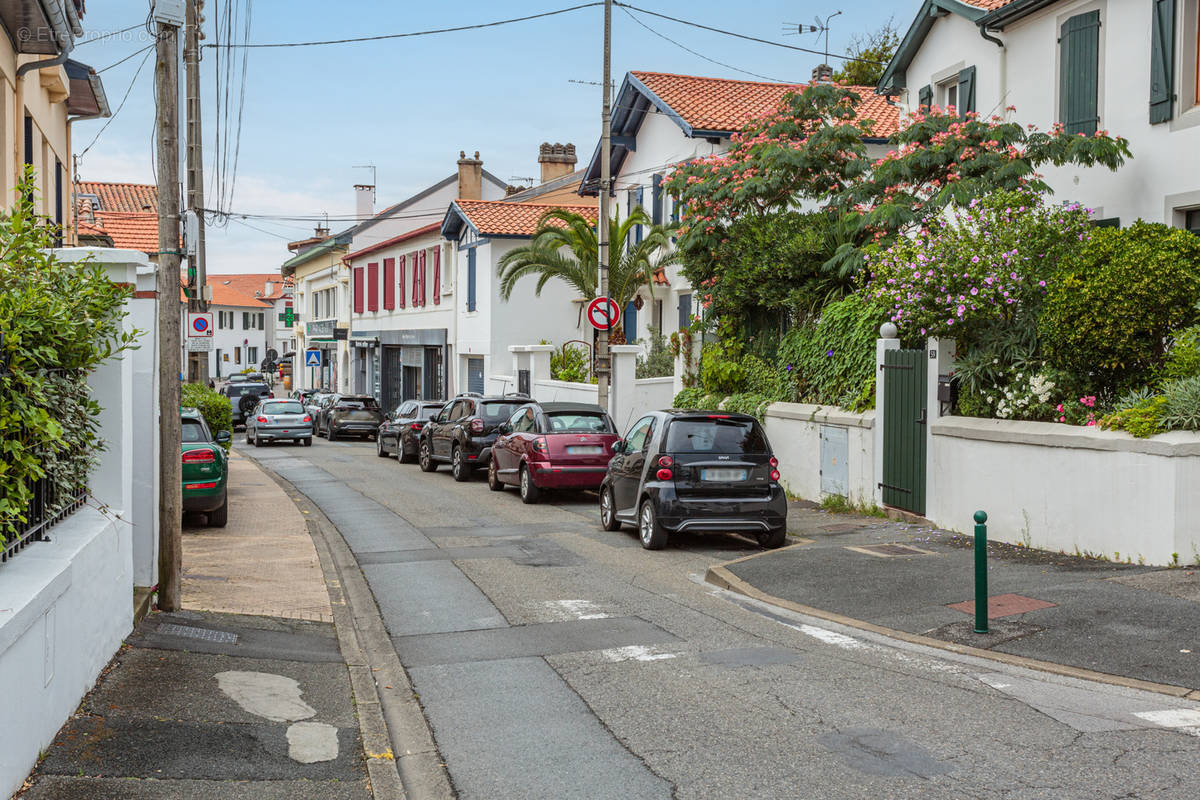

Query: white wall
[631,376,675,416]
[206,303,269,377]
[350,234,455,336]
[532,378,600,404]
[763,403,877,506]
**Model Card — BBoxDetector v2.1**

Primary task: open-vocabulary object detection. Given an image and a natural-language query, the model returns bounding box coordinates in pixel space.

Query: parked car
[304,391,333,420]
[489,402,619,503]
[181,407,231,526]
[418,392,529,481]
[318,394,383,440]
[228,373,248,383]
[598,410,787,550]
[245,398,313,447]
[222,381,273,428]
[378,399,445,462]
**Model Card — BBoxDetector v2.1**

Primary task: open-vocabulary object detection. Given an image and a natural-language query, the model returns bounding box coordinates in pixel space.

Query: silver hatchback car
[245,399,313,447]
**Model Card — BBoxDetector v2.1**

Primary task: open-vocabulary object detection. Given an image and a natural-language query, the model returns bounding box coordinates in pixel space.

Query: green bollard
[974,510,989,634]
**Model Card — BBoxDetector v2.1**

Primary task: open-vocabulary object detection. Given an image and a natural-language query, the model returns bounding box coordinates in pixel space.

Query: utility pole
[596,0,612,411]
[184,0,208,384]
[156,12,183,612]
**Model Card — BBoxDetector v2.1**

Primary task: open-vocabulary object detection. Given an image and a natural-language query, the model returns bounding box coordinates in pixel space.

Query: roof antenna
[782,10,842,80]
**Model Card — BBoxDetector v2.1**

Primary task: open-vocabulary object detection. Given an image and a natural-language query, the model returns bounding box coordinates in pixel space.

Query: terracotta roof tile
[78,211,159,253]
[74,181,158,213]
[211,273,292,301]
[960,0,1020,10]
[631,71,899,137]
[178,281,271,308]
[455,200,599,237]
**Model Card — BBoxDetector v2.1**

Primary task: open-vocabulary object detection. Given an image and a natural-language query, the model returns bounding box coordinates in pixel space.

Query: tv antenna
[783,10,842,64]
[352,163,376,193]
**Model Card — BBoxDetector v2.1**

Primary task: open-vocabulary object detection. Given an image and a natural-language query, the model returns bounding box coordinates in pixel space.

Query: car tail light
[657,455,673,467]
[533,437,548,454]
[184,482,217,489]
[469,418,485,434]
[656,468,673,481]
[256,416,269,423]
[182,449,215,463]
[770,469,781,481]
[410,422,425,431]
[769,456,779,468]
[303,415,312,423]
[707,414,731,419]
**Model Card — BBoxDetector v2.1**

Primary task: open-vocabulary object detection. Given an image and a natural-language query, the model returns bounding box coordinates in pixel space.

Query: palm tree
[498,206,678,344]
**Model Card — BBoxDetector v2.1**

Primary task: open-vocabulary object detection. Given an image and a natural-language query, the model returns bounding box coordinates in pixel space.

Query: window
[939,80,958,112]
[624,300,638,342]
[624,416,655,452]
[664,418,769,454]
[248,347,258,364]
[258,312,264,329]
[678,293,692,330]
[467,248,477,312]
[1150,0,1176,122]
[398,254,407,308]
[1186,209,1200,234]
[234,346,242,363]
[918,84,932,111]
[1059,11,1101,136]
[512,407,536,432]
[651,174,663,224]
[432,246,441,305]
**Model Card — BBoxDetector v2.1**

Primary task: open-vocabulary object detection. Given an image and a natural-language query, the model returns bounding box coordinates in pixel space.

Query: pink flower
[1086,420,1096,427]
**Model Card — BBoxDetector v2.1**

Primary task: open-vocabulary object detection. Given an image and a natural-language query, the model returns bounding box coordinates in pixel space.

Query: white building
[182,282,271,379]
[879,0,1200,230]
[578,71,900,349]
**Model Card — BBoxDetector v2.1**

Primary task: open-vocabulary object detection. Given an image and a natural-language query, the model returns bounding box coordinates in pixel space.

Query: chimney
[354,184,374,220]
[457,150,483,200]
[314,225,330,238]
[811,63,834,84]
[538,142,577,184]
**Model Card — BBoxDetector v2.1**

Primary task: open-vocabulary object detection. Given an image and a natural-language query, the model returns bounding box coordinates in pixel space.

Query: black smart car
[223,381,273,429]
[599,409,787,550]
[377,399,445,462]
[418,392,529,481]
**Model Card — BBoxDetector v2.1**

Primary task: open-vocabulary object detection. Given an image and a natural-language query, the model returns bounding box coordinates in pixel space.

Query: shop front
[351,327,448,412]
[305,319,343,391]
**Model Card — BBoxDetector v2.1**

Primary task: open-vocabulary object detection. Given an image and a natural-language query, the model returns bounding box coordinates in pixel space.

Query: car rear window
[336,397,380,410]
[481,401,521,421]
[181,420,208,443]
[262,401,304,415]
[420,404,443,417]
[545,412,613,433]
[226,384,268,397]
[664,418,769,454]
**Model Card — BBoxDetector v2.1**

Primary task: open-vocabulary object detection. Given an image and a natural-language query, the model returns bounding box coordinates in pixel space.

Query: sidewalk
[709,501,1200,695]
[16,451,382,800]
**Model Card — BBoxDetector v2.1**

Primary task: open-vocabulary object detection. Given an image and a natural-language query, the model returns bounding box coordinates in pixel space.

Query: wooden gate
[881,348,927,515]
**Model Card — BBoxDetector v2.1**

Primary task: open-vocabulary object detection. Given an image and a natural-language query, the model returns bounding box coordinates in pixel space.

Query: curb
[246,453,455,800]
[705,555,1200,702]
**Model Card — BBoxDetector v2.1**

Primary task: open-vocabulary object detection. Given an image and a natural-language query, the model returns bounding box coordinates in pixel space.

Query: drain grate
[157,623,238,644]
[845,543,937,558]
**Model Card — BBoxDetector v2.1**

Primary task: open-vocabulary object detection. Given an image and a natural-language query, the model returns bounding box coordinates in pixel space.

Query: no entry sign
[586,296,620,331]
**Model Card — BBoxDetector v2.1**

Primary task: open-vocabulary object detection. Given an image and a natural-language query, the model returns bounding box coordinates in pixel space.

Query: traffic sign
[186,337,213,352]
[187,312,213,337]
[586,297,621,331]
[304,349,323,368]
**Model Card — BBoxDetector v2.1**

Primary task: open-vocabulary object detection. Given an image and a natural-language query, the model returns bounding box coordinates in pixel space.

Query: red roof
[210,273,293,301]
[345,222,442,262]
[178,281,271,308]
[960,0,1020,10]
[631,71,899,137]
[75,181,158,213]
[78,211,159,253]
[454,201,599,237]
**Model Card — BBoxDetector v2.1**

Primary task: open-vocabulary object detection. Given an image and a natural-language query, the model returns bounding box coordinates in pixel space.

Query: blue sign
[305,349,323,368]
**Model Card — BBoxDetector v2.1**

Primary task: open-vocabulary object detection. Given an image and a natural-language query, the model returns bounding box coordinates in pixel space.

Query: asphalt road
[241,436,1200,800]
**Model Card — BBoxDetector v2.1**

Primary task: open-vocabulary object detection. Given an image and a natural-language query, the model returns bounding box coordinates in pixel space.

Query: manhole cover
[845,543,937,558]
[157,623,238,644]
[947,593,1057,619]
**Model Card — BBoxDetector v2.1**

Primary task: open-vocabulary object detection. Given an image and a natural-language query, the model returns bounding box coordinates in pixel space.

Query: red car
[488,402,619,503]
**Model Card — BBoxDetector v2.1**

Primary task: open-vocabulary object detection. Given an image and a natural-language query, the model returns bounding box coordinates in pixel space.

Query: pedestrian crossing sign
[305,349,322,368]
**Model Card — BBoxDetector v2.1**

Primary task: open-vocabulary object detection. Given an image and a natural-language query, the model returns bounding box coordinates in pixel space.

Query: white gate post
[925,337,955,522]
[874,323,900,507]
[610,344,641,432]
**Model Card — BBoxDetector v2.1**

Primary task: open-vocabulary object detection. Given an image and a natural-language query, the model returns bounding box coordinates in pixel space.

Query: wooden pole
[156,17,183,612]
[596,0,612,411]
[184,0,208,384]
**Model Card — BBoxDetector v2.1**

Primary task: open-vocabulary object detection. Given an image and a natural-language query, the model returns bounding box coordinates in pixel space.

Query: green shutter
[918,84,932,111]
[957,66,976,115]
[1059,11,1101,136]
[1150,0,1176,124]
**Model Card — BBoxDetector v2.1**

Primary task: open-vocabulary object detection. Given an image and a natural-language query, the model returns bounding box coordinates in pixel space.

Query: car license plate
[567,445,603,455]
[701,468,746,482]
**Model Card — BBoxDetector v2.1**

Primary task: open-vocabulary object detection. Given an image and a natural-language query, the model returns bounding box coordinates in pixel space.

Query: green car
[181,407,232,527]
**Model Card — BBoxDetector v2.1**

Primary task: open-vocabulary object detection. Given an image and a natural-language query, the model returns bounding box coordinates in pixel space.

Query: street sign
[186,337,213,352]
[187,312,213,338]
[586,297,621,331]
[305,349,323,368]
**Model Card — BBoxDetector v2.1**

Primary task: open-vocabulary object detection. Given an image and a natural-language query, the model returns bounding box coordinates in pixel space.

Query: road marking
[792,623,868,650]
[601,645,677,662]
[286,721,340,763]
[544,599,610,621]
[1134,709,1200,736]
[215,670,316,722]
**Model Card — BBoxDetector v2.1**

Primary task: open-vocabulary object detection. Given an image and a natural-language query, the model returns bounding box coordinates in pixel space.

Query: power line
[79,47,155,157]
[77,22,147,45]
[620,6,788,83]
[202,2,604,49]
[96,41,157,73]
[613,2,887,65]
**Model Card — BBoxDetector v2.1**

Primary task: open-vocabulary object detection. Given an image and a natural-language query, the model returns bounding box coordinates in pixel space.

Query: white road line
[544,599,611,621]
[601,645,677,663]
[1134,709,1200,736]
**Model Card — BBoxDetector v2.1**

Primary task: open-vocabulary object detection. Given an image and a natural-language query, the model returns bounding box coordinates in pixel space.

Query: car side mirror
[215,430,231,443]
[612,440,625,454]
[498,423,511,435]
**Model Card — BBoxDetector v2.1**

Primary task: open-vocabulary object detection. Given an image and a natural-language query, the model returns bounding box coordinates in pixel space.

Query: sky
[72,0,913,274]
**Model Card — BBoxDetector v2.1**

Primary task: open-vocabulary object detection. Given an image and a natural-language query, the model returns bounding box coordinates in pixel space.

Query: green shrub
[776,295,884,411]
[181,382,233,447]
[673,387,705,409]
[636,327,674,379]
[723,393,774,420]
[1100,396,1167,438]
[1161,375,1200,431]
[551,344,593,384]
[699,339,746,395]
[741,353,791,401]
[1163,325,1200,382]
[1040,222,1200,391]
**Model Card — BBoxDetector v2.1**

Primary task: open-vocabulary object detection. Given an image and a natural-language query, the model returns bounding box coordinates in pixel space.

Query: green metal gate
[881,348,928,515]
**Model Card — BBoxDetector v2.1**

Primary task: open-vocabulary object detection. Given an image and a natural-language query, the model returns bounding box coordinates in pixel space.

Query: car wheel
[419,441,438,472]
[207,493,229,528]
[376,436,388,458]
[451,445,471,482]
[245,430,254,446]
[638,499,667,550]
[303,437,312,447]
[757,526,787,549]
[487,460,505,491]
[599,486,621,531]
[328,426,337,442]
[519,465,540,504]
[253,432,262,447]
[398,441,416,464]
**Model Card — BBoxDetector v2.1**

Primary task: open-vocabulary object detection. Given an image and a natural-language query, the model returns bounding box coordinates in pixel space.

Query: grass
[819,494,889,518]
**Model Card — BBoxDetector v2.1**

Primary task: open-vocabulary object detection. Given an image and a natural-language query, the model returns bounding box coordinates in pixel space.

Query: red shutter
[432,246,441,305]
[353,267,364,314]
[383,258,395,310]
[367,262,379,311]
[418,250,427,306]
[412,251,419,307]
[397,255,406,308]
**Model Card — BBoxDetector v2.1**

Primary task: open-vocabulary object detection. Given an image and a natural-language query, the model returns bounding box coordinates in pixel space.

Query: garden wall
[763,403,876,506]
[929,417,1200,565]
[631,376,675,418]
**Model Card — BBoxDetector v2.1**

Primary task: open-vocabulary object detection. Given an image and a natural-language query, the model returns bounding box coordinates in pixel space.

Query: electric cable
[620,6,788,83]
[79,47,155,158]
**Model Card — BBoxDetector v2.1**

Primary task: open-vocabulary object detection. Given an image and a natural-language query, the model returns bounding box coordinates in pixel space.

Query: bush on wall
[776,294,885,412]
[181,382,233,448]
